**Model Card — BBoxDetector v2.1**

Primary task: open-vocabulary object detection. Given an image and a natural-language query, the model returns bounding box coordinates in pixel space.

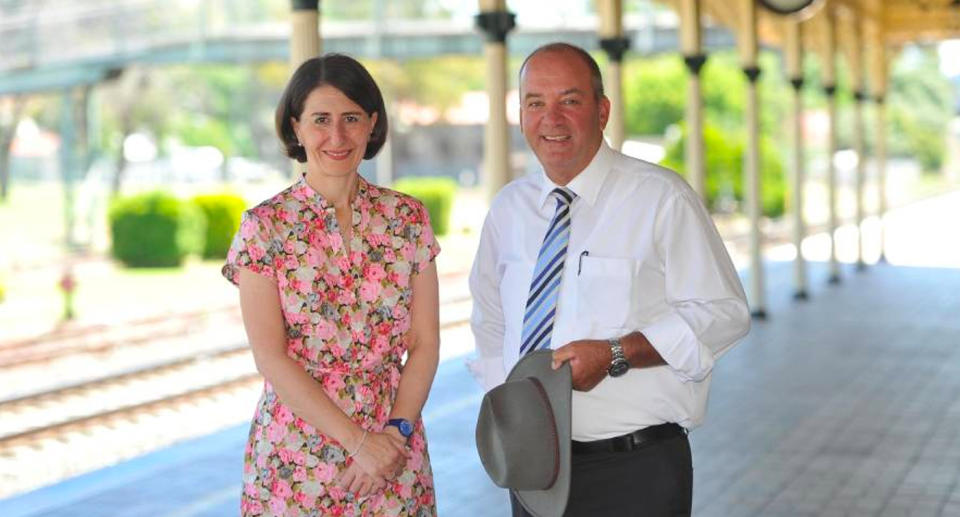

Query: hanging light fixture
[758,0,826,20]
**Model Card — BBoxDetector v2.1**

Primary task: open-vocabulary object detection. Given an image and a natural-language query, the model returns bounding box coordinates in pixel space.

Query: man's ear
[598,95,611,130]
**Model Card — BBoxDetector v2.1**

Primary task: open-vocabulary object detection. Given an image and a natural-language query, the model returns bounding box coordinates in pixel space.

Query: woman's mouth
[323,150,352,160]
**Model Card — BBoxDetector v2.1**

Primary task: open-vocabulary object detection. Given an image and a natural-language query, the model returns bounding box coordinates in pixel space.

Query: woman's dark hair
[275,53,388,162]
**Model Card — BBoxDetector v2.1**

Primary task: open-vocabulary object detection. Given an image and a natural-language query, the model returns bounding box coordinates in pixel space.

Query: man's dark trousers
[510,432,693,516]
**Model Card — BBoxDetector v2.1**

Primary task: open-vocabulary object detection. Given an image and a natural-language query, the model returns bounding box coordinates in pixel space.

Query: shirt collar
[536,141,614,209]
[294,174,370,218]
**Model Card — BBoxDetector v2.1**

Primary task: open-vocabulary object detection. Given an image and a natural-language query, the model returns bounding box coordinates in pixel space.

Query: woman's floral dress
[222,176,440,516]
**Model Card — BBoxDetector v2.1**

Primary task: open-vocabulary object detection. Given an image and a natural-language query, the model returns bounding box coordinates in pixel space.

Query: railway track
[0,266,481,498]
[0,295,473,452]
[0,344,258,449]
[0,305,243,368]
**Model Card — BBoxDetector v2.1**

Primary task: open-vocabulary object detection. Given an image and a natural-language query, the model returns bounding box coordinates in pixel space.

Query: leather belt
[571,423,686,455]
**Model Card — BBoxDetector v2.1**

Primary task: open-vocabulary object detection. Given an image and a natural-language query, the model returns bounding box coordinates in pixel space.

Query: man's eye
[562,98,579,105]
[527,101,543,108]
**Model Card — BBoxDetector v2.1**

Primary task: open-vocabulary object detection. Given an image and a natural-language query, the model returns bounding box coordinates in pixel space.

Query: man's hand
[551,339,611,391]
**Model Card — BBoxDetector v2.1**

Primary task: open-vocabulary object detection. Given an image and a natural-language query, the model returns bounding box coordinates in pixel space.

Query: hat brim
[509,350,571,517]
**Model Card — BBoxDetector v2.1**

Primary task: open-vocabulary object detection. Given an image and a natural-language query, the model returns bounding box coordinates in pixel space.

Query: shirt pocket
[576,255,637,331]
[499,260,534,344]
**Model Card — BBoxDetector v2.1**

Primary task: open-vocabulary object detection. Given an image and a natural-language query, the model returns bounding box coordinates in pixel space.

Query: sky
[938,40,960,78]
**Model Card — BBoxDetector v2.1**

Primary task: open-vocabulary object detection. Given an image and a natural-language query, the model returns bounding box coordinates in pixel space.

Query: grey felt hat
[475,350,572,517]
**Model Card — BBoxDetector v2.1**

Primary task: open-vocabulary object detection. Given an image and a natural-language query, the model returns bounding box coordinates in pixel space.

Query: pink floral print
[223,176,440,516]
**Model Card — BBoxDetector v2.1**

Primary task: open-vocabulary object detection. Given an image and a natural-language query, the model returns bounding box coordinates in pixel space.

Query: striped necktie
[519,187,576,355]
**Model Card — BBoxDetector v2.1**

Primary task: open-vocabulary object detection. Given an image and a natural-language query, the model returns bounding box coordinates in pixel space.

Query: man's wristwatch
[607,337,630,377]
[386,418,414,439]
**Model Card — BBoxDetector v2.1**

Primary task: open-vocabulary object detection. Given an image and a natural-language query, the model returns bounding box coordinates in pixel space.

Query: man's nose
[543,102,564,123]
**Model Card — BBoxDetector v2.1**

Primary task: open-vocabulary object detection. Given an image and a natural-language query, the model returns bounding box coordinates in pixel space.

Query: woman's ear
[290,116,301,143]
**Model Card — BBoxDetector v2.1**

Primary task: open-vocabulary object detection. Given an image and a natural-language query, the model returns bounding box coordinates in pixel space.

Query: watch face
[608,360,630,378]
[389,418,414,438]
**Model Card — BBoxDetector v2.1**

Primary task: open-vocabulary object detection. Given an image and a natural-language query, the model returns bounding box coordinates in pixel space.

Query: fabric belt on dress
[571,423,686,455]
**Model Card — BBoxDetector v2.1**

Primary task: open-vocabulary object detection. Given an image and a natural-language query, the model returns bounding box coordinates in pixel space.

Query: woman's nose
[330,121,347,144]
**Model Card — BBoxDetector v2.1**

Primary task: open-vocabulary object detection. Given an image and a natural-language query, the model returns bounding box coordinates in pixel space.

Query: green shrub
[392,177,457,236]
[909,127,946,173]
[192,192,247,259]
[109,191,205,267]
[662,123,786,218]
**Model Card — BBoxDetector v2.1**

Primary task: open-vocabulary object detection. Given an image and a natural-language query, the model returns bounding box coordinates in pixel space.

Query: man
[469,43,751,516]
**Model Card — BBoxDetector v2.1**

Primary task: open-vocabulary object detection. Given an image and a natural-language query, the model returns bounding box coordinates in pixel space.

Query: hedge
[192,192,247,259]
[392,177,457,236]
[109,191,205,267]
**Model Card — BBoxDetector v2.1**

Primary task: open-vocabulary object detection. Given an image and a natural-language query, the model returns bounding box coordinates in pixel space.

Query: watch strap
[386,418,414,438]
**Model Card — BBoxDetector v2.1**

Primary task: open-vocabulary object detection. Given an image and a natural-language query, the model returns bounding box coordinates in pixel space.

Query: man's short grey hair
[519,42,605,100]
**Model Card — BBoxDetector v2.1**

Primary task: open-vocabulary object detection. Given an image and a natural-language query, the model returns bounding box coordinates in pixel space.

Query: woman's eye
[313,116,328,124]
[345,115,360,123]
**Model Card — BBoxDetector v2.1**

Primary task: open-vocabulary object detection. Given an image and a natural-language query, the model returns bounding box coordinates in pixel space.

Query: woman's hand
[351,431,408,480]
[335,462,386,498]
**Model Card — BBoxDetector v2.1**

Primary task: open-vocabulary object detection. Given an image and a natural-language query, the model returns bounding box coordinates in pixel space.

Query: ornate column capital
[475,10,516,43]
[742,66,761,83]
[599,37,631,63]
[291,0,318,10]
[683,53,708,75]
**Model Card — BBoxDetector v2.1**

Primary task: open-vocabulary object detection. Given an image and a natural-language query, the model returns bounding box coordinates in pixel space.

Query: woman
[223,54,440,516]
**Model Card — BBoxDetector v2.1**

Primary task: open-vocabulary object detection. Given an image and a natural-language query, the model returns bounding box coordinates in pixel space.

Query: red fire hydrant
[59,267,76,320]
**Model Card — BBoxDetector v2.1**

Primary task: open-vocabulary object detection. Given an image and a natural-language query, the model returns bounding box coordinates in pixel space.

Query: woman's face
[292,84,378,179]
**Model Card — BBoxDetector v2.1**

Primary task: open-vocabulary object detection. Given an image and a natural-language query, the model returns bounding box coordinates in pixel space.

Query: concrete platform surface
[3,259,960,516]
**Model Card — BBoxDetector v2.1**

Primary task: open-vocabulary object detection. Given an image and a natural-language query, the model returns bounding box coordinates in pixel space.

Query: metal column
[738,0,765,319]
[680,0,706,201]
[476,1,515,201]
[785,20,807,299]
[598,0,629,151]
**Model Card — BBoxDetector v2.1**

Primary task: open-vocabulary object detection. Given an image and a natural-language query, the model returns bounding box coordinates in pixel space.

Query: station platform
[3,258,959,516]
[3,191,960,516]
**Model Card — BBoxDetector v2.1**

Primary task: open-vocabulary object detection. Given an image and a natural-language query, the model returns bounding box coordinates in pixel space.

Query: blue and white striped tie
[519,187,576,355]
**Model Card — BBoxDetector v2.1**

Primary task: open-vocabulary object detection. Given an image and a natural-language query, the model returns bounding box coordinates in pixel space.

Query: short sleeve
[411,201,441,275]
[221,209,278,286]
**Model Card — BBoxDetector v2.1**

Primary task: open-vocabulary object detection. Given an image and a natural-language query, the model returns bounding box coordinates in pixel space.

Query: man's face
[519,50,610,184]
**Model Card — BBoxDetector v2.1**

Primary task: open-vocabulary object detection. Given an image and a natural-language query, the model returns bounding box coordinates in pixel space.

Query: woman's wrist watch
[607,337,630,377]
[386,418,414,439]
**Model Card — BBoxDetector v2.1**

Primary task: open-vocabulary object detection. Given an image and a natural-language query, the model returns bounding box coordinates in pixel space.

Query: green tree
[886,46,955,173]
[99,67,174,195]
[662,123,786,218]
[622,51,789,138]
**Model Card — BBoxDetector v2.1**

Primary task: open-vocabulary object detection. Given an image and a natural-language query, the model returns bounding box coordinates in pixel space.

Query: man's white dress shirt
[469,142,750,441]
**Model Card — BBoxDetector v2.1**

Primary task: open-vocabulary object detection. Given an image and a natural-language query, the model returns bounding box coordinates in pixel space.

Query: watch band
[607,337,630,377]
